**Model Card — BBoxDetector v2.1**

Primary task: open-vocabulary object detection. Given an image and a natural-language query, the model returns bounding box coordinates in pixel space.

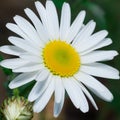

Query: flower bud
[0,96,33,120]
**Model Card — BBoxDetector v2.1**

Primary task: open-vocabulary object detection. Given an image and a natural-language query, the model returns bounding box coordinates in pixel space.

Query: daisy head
[0,0,119,117]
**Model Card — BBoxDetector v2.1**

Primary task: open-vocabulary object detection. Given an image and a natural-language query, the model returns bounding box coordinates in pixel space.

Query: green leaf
[52,0,65,10]
[84,1,107,29]
[18,80,36,98]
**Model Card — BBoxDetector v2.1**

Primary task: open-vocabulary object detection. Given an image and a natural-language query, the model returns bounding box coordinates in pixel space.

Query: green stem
[13,88,19,97]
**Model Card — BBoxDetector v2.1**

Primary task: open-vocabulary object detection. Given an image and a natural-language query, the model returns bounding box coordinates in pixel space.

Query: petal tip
[33,105,39,113]
[28,96,34,102]
[53,113,59,118]
[0,61,5,67]
[102,30,108,36]
[106,94,114,102]
[6,23,11,28]
[63,2,68,5]
[24,8,29,12]
[80,10,86,20]
[81,10,86,15]
[80,107,89,113]
[8,82,15,89]
[8,36,12,41]
[13,15,19,21]
[95,106,99,110]
[115,51,119,56]
[35,1,40,6]
[0,46,2,52]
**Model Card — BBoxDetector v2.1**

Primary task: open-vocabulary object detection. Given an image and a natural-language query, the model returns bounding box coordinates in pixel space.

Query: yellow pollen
[42,40,81,77]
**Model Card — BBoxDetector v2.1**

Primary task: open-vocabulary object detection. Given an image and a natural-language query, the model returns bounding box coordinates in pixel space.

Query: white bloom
[0,96,33,120]
[0,0,119,117]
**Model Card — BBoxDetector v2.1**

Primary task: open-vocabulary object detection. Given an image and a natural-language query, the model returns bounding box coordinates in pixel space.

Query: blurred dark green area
[0,0,120,120]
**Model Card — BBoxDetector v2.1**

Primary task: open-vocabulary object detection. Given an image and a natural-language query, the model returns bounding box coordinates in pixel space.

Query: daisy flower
[0,0,119,117]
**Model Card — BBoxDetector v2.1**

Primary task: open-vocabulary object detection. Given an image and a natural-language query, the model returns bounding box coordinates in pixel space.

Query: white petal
[63,78,89,112]
[36,69,49,81]
[8,36,40,56]
[9,72,38,89]
[71,79,89,113]
[20,53,42,63]
[35,1,49,38]
[66,11,86,43]
[46,1,59,39]
[35,1,46,27]
[81,50,118,64]
[54,76,63,103]
[72,20,96,47]
[28,74,52,102]
[54,86,65,117]
[63,78,79,108]
[6,23,30,42]
[0,58,30,69]
[13,63,44,73]
[24,8,49,43]
[81,63,120,79]
[74,72,113,101]
[0,45,25,56]
[91,87,113,102]
[76,30,108,52]
[60,2,71,41]
[78,82,98,110]
[81,38,112,55]
[33,79,55,113]
[13,15,44,47]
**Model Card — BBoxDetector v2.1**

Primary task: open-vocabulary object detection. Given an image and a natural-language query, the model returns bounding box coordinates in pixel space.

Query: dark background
[0,0,120,119]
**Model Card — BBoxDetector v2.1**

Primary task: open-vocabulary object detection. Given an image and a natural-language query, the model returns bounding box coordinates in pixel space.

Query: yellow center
[42,40,80,77]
